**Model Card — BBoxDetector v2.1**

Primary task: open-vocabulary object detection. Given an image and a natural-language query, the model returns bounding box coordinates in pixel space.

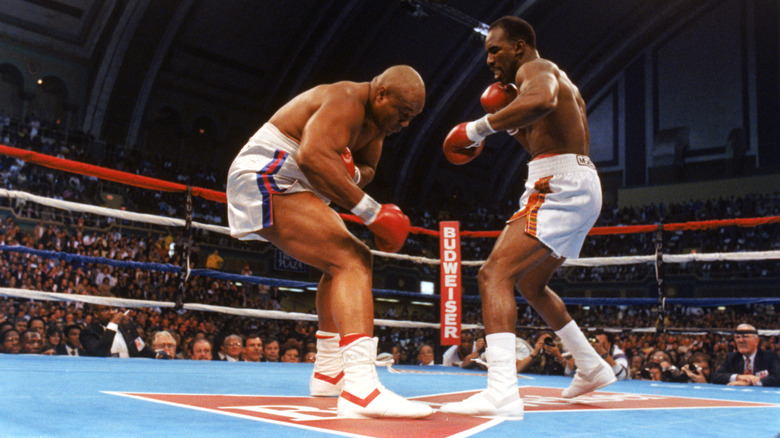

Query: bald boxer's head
[369,65,425,135]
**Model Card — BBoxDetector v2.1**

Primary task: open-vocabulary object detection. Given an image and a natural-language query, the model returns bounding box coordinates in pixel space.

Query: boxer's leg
[310,275,343,396]
[259,192,432,418]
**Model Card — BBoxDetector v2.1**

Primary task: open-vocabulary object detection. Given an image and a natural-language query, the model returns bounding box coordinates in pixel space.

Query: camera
[544,337,555,347]
[661,365,689,383]
[639,368,653,380]
[687,364,700,375]
[155,349,171,360]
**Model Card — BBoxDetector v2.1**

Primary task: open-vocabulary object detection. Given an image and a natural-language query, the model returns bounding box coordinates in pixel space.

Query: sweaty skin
[484,26,589,159]
[269,66,425,210]
[247,66,425,337]
[476,24,596,333]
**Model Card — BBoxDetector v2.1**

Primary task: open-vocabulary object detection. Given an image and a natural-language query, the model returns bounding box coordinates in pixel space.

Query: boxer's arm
[351,137,381,188]
[488,60,559,131]
[297,92,366,210]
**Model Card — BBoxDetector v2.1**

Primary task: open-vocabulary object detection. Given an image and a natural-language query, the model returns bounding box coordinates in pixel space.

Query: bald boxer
[440,17,614,418]
[227,66,431,418]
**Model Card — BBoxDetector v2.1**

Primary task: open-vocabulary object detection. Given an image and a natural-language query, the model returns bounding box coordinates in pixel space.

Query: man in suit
[712,324,780,387]
[56,324,86,357]
[80,305,154,358]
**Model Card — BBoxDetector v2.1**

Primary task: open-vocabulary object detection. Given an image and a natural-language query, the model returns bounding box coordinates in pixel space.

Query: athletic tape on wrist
[466,114,496,141]
[350,194,381,225]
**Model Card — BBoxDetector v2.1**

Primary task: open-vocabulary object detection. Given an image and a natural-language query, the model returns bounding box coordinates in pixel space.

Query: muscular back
[268,81,380,154]
[513,60,590,158]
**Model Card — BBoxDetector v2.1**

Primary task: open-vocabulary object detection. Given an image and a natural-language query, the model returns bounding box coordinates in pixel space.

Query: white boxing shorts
[507,154,601,259]
[226,123,330,241]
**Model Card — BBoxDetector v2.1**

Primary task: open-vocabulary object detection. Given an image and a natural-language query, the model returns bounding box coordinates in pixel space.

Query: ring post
[439,221,462,346]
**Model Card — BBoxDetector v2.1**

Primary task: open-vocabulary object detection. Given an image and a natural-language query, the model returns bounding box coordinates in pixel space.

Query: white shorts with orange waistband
[226,123,330,241]
[508,154,601,259]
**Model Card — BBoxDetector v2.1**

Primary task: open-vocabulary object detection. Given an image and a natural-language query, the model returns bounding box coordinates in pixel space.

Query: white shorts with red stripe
[508,154,601,259]
[227,123,330,241]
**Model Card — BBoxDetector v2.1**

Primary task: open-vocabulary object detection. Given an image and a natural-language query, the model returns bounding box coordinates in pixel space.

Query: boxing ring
[1,144,779,437]
[1,354,778,437]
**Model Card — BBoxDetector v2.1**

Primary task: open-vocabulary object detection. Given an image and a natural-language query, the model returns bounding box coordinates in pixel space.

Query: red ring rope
[1,144,777,237]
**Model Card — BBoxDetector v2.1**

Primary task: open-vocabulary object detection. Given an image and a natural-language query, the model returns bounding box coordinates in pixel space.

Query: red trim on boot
[339,333,370,347]
[313,371,344,385]
[340,388,381,408]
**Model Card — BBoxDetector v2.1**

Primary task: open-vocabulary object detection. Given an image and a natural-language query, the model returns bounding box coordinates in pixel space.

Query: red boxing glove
[442,122,485,165]
[367,204,410,253]
[480,82,517,114]
[341,148,360,183]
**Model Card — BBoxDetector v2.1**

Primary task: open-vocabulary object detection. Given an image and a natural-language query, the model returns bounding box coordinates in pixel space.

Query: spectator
[442,331,482,369]
[205,250,224,270]
[416,344,435,366]
[243,334,264,362]
[712,324,780,387]
[629,354,645,378]
[1,328,21,354]
[303,350,316,363]
[280,341,301,363]
[263,338,280,362]
[519,332,566,375]
[14,317,28,335]
[28,317,45,337]
[152,330,178,359]
[20,330,44,354]
[566,331,629,380]
[647,350,672,366]
[221,334,243,362]
[56,324,86,357]
[190,338,213,361]
[46,327,63,351]
[80,305,154,358]
[636,361,663,381]
[682,352,712,384]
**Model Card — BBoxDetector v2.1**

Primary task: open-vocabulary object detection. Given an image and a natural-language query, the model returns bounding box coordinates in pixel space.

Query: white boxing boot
[561,363,616,398]
[310,331,344,397]
[337,335,433,419]
[439,346,524,419]
[556,321,617,398]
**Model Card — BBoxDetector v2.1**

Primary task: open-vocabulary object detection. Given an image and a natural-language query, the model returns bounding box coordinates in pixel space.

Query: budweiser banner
[439,221,461,346]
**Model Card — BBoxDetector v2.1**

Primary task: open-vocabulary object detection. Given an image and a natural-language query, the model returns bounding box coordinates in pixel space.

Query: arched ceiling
[0,0,724,210]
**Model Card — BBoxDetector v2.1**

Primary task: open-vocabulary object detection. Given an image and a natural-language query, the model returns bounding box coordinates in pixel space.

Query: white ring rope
[7,189,780,267]
[3,287,777,335]
[2,188,778,266]
[0,288,482,330]
[0,188,230,235]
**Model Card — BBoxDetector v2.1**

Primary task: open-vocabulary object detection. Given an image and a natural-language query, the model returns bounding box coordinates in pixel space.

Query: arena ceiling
[0,0,721,210]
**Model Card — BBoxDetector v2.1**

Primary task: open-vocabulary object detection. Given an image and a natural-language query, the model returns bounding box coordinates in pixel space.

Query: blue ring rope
[1,245,778,306]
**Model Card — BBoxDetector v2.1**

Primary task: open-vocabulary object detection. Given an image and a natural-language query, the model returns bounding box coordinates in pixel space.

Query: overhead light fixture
[410,301,434,307]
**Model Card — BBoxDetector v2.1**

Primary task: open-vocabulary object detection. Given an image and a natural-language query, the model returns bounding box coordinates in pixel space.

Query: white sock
[555,320,600,372]
[486,332,516,354]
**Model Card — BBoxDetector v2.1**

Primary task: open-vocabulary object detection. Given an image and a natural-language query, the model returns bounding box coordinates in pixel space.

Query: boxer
[440,17,615,418]
[227,66,431,418]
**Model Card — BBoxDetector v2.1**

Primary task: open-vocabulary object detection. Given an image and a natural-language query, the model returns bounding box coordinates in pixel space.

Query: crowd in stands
[0,113,778,386]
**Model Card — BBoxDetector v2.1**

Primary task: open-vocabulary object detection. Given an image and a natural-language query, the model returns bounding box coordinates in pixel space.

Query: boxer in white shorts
[440,16,615,418]
[507,154,601,260]
[225,66,433,419]
[227,123,330,241]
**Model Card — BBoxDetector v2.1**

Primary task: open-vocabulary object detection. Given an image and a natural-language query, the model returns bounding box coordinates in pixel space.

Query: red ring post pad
[439,221,461,346]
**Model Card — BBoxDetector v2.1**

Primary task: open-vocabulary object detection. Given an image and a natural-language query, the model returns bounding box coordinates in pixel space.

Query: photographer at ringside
[565,330,629,380]
[518,332,566,375]
[681,352,712,384]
